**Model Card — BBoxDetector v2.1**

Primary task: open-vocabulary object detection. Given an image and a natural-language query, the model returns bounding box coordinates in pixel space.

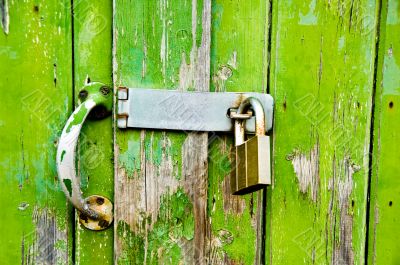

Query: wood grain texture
[113,0,212,264]
[268,0,379,264]
[209,0,270,263]
[368,0,400,264]
[0,1,73,264]
[72,0,114,264]
[113,0,271,263]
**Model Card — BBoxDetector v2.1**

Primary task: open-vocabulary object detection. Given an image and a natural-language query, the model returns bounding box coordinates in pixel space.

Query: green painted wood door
[0,0,399,264]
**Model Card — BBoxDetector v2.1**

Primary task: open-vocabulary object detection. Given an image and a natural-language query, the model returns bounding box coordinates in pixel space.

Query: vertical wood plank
[268,0,379,264]
[113,0,212,263]
[368,0,400,263]
[0,1,73,264]
[209,0,270,263]
[72,0,114,264]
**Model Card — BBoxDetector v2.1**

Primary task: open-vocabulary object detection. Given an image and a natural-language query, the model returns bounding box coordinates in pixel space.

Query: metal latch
[117,87,274,133]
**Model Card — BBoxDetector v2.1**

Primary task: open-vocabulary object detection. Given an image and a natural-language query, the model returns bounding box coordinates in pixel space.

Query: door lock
[117,87,273,195]
[230,97,271,195]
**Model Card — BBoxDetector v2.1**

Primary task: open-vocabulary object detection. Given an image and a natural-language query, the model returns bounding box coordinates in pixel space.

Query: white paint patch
[1,0,9,34]
[299,0,317,25]
[57,98,96,209]
[160,0,168,79]
[289,144,320,202]
[178,0,210,92]
[227,50,237,69]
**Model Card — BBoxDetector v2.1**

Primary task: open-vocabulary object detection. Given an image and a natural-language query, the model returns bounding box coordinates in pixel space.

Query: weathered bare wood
[113,0,212,263]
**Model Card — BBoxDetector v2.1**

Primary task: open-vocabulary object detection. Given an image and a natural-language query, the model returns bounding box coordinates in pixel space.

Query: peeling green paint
[63,179,72,197]
[118,134,142,177]
[117,189,194,265]
[65,106,89,133]
[60,150,66,162]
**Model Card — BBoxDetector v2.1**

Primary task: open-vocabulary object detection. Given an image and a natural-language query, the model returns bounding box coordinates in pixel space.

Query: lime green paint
[1,0,400,263]
[72,0,114,264]
[268,0,378,264]
[368,0,400,264]
[0,0,73,264]
[65,84,112,133]
[210,0,269,263]
[211,0,269,93]
[65,106,88,133]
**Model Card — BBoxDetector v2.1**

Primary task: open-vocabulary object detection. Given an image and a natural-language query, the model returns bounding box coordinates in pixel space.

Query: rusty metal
[229,109,253,120]
[78,195,113,231]
[231,97,271,195]
[57,83,113,231]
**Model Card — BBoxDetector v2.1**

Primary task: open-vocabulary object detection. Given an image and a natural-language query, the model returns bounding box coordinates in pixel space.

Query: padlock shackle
[234,97,265,146]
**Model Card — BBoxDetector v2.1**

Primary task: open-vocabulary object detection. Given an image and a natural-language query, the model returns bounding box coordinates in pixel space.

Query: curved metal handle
[57,82,113,230]
[234,97,265,146]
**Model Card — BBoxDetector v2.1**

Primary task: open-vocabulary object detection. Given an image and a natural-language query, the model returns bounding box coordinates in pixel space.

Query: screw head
[100,86,111,96]
[79,90,88,100]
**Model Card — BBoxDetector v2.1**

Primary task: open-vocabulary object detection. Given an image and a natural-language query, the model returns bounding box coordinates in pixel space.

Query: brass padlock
[231,97,271,195]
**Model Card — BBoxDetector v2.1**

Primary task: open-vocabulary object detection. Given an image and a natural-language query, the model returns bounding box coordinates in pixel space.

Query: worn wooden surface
[2,0,400,264]
[368,0,400,264]
[113,0,267,263]
[210,0,270,263]
[0,1,73,264]
[113,0,211,263]
[73,0,114,264]
[268,0,379,264]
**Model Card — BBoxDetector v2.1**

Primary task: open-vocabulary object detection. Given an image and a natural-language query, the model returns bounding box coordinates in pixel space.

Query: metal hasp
[230,97,271,195]
[117,87,274,133]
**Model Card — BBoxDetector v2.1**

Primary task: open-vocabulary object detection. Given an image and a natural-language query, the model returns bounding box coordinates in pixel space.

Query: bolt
[96,197,105,205]
[79,90,88,100]
[98,219,109,228]
[100,86,111,96]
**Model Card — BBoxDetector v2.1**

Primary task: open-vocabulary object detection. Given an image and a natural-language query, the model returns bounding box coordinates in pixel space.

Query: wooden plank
[268,0,379,264]
[72,0,114,264]
[209,0,270,263]
[368,0,400,263]
[113,0,212,263]
[114,0,271,263]
[0,0,73,264]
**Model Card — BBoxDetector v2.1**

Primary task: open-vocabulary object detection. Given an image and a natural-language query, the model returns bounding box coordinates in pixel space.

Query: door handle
[56,82,113,230]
